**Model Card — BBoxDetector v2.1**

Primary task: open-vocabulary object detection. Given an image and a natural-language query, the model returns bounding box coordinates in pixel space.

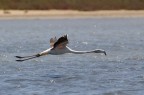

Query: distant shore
[0,10,144,19]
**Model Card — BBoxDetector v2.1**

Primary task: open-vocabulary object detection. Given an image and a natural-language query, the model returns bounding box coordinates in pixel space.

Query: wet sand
[0,10,144,19]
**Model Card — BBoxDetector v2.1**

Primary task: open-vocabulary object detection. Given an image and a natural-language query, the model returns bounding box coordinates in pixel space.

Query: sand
[0,10,144,19]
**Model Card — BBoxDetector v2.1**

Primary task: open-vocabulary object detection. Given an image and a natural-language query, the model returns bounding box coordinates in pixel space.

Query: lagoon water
[0,18,144,95]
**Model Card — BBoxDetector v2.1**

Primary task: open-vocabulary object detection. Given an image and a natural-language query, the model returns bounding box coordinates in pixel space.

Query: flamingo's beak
[104,51,107,56]
[94,49,107,56]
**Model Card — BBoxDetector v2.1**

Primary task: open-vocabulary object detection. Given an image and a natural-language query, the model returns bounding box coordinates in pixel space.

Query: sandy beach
[0,10,144,19]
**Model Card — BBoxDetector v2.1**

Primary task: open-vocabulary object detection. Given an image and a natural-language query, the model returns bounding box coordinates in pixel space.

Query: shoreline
[0,10,144,19]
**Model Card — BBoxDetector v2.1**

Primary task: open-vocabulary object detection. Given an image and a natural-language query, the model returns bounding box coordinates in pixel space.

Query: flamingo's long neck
[70,49,95,54]
[67,46,106,55]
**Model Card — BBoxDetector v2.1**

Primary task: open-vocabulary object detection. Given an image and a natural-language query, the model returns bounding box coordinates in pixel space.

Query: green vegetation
[0,0,144,10]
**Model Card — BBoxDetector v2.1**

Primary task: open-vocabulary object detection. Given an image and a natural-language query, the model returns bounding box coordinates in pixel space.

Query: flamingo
[16,34,106,62]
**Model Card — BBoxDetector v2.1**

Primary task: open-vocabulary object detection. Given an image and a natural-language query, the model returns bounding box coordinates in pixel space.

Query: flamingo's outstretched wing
[50,37,57,47]
[53,34,69,49]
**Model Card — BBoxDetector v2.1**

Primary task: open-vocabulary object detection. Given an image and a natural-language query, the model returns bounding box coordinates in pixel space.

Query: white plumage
[16,34,106,61]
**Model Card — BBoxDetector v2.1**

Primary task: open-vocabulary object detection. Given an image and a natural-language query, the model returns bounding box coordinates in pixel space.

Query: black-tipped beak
[94,49,107,56]
[104,51,107,56]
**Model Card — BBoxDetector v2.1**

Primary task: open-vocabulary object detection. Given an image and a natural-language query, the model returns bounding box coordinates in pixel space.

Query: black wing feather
[53,35,68,48]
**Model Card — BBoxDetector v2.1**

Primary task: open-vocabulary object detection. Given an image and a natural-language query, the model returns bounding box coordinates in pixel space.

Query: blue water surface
[0,17,144,95]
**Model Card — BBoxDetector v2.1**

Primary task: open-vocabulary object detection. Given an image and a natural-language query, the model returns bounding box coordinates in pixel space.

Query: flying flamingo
[16,34,106,62]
